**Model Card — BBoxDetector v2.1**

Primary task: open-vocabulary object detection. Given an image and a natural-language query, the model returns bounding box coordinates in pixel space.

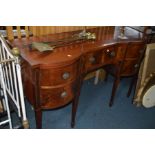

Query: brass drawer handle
[60,91,67,98]
[110,51,116,57]
[89,56,96,63]
[106,49,110,52]
[106,49,115,57]
[62,72,70,80]
[134,64,139,68]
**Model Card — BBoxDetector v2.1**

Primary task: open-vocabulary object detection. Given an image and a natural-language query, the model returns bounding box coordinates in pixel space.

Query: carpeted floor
[23,76,155,129]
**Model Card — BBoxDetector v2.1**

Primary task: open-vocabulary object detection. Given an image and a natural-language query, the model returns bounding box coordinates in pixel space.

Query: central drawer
[102,44,127,64]
[102,46,117,64]
[84,50,103,72]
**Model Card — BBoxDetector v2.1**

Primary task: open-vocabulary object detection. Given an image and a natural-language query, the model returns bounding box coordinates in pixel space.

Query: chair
[104,41,145,107]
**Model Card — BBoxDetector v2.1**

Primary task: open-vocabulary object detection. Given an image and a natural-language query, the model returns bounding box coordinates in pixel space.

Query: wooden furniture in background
[9,27,145,128]
[29,26,97,36]
[6,26,31,40]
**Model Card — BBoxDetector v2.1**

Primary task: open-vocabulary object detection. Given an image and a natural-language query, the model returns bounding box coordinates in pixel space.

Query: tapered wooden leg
[35,108,42,129]
[71,95,80,128]
[127,75,137,97]
[109,77,120,107]
[71,78,83,128]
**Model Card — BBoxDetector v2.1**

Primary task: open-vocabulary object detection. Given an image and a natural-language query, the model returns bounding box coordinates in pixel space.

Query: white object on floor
[142,85,155,108]
[94,70,100,85]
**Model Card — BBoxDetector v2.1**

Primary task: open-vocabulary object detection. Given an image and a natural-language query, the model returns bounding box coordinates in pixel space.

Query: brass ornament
[12,47,20,56]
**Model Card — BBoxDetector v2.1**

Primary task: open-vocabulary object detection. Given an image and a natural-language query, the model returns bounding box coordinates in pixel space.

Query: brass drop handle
[62,72,70,80]
[109,51,116,57]
[106,49,110,53]
[60,91,67,98]
[89,56,96,63]
[106,49,115,57]
[12,47,20,57]
[134,64,139,68]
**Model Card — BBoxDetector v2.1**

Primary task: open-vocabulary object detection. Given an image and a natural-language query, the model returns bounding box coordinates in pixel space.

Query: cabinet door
[121,59,139,76]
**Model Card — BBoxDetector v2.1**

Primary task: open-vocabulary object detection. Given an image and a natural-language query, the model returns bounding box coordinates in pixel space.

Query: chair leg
[127,75,137,98]
[35,108,42,129]
[109,77,120,107]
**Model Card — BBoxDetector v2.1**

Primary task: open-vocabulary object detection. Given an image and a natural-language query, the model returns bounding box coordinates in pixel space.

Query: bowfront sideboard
[10,27,145,128]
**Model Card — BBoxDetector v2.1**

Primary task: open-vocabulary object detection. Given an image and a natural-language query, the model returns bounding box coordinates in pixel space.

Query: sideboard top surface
[10,27,144,68]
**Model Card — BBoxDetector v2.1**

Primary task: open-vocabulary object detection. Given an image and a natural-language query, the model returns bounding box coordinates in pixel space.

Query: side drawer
[40,61,80,86]
[40,82,76,109]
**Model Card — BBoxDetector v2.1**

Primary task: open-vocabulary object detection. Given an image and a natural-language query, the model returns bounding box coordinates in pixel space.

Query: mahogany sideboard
[9,27,145,128]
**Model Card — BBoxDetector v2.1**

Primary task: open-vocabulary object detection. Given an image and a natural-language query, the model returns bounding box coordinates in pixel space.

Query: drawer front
[84,50,103,72]
[102,46,117,64]
[40,82,76,109]
[40,61,80,86]
[103,44,127,64]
